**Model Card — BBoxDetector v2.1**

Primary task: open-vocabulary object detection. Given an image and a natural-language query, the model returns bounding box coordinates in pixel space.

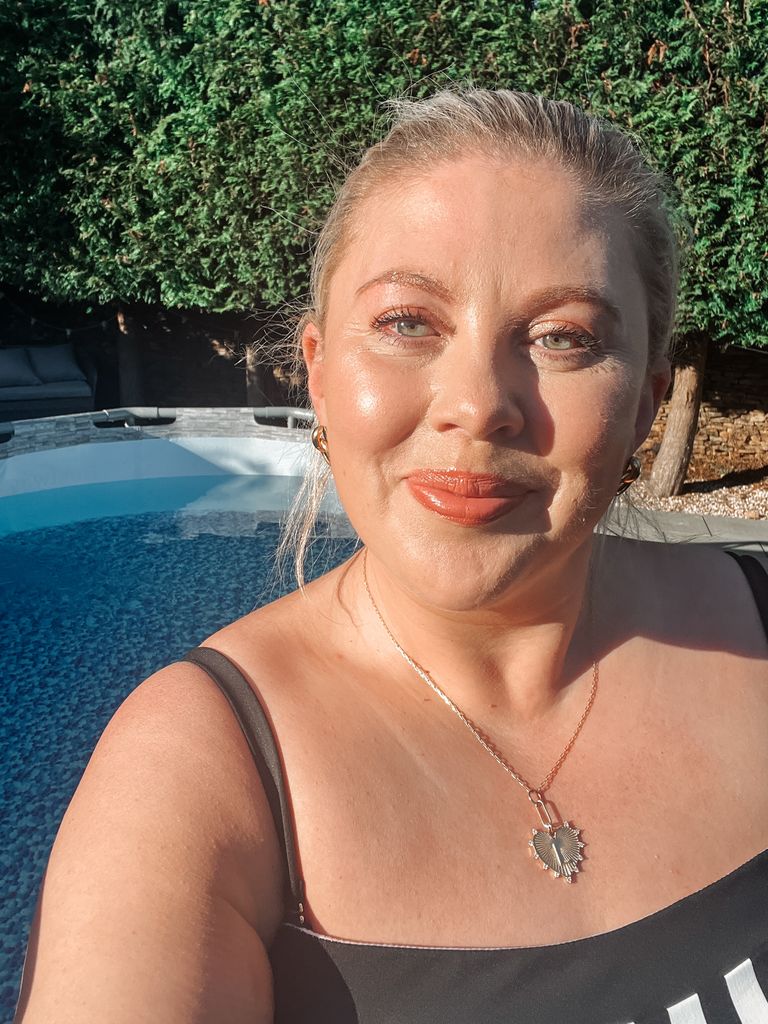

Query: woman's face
[304,156,670,609]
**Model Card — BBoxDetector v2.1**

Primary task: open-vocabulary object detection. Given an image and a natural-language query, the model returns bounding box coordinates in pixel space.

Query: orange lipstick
[406,470,531,526]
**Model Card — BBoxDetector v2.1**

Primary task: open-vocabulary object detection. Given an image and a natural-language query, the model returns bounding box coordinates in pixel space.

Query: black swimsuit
[182,551,768,1024]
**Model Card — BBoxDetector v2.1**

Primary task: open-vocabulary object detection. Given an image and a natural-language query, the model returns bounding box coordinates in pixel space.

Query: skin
[305,156,670,716]
[16,156,768,1023]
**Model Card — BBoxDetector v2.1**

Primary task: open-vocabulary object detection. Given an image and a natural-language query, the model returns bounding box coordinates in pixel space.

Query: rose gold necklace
[362,549,596,883]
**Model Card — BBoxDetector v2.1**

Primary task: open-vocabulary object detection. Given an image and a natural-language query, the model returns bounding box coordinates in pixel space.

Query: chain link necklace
[362,549,597,883]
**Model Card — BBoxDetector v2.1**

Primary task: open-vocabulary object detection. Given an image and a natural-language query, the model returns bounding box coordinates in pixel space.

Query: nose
[427,336,526,442]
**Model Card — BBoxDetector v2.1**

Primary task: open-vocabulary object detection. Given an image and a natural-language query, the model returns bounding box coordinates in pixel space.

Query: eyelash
[531,326,601,356]
[370,307,600,358]
[371,307,434,345]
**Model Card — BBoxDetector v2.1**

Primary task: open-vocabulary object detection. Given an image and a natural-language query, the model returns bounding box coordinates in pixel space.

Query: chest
[281,646,768,946]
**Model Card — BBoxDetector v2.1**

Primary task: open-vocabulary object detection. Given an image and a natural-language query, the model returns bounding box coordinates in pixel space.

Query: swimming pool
[0,416,356,1019]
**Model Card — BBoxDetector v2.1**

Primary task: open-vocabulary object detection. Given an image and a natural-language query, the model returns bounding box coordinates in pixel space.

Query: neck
[358,540,599,724]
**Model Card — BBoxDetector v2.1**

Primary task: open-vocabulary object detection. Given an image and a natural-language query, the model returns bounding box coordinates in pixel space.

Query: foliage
[532,0,768,350]
[1,0,766,348]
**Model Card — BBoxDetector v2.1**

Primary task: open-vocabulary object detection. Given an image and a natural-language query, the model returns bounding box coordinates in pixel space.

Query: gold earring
[616,455,641,494]
[311,425,330,464]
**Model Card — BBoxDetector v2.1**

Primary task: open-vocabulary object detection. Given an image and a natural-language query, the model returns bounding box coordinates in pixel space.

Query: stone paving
[602,503,768,555]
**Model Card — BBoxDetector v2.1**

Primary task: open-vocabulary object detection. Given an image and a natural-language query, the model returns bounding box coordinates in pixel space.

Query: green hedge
[2,0,766,348]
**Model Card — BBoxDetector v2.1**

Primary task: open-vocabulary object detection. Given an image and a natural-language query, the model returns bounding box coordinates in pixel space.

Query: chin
[388,530,560,611]
[351,479,604,609]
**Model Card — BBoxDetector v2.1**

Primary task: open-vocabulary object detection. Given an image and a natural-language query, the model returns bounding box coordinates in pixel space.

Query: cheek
[539,371,640,528]
[356,386,379,418]
[324,349,425,454]
[543,369,639,470]
[323,352,426,526]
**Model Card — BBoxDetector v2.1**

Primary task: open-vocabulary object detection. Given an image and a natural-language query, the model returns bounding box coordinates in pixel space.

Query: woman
[16,90,768,1023]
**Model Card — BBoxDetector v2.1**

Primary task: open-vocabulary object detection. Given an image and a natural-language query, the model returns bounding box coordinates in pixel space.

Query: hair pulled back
[282,88,680,586]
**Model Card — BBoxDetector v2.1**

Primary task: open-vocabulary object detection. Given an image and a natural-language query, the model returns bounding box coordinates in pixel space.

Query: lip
[406,470,532,525]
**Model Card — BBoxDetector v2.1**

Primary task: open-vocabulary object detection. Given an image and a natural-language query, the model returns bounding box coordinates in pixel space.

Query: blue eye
[530,329,599,356]
[537,333,581,350]
[393,319,431,337]
[371,307,439,343]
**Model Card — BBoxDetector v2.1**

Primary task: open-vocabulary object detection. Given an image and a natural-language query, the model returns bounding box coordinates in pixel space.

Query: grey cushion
[0,380,93,400]
[0,347,42,386]
[28,343,86,383]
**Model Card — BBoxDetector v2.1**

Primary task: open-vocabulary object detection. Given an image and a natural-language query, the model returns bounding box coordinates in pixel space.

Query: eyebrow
[354,270,453,302]
[354,271,622,326]
[523,286,623,327]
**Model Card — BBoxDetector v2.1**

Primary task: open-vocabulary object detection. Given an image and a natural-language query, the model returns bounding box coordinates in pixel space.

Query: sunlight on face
[305,156,663,609]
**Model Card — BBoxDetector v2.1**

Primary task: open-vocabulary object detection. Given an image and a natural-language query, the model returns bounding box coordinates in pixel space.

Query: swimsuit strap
[724,550,768,640]
[181,646,306,926]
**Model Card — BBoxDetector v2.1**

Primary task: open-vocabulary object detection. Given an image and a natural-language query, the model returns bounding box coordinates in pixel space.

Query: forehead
[329,155,645,332]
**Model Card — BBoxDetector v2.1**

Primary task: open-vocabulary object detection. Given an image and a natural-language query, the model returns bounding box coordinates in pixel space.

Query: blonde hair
[279,87,680,586]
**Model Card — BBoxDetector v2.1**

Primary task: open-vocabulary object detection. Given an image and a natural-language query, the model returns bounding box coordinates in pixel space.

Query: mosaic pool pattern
[0,511,357,1019]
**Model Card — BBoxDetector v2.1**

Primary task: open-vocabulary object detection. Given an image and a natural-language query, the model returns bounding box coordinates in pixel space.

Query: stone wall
[639,345,768,480]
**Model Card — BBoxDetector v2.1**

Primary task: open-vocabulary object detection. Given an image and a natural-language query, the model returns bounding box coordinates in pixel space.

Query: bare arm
[15,663,285,1023]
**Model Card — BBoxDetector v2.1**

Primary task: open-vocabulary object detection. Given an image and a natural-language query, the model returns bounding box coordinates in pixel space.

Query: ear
[301,318,328,424]
[633,358,672,450]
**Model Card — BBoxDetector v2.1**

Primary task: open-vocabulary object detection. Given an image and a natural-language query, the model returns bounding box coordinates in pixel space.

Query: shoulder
[666,541,767,645]
[60,661,286,940]
[602,535,768,654]
[201,560,356,699]
[16,662,284,1020]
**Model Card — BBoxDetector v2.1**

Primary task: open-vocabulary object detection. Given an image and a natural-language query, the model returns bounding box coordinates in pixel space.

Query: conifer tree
[2,1,765,487]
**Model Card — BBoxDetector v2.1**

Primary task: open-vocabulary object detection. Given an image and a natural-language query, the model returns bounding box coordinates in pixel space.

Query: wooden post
[648,336,708,497]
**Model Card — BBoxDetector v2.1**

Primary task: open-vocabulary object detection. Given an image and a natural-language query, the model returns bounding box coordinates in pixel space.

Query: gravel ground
[632,470,768,521]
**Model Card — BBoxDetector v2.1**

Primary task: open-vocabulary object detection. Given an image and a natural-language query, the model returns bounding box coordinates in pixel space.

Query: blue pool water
[0,473,307,536]
[0,500,356,1018]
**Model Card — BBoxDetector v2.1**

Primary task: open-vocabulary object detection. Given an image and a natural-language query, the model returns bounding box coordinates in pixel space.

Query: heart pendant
[529,822,585,882]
